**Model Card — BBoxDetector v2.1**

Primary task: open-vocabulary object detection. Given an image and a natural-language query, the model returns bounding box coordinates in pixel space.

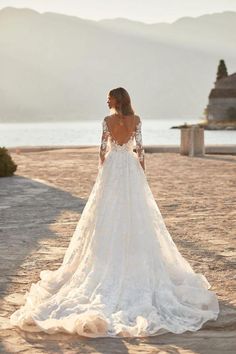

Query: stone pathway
[0,148,236,353]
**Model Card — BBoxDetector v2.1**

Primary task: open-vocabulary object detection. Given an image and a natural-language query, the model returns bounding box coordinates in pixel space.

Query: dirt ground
[0,148,235,354]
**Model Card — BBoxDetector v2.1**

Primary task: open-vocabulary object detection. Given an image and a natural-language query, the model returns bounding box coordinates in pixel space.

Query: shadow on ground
[0,175,87,300]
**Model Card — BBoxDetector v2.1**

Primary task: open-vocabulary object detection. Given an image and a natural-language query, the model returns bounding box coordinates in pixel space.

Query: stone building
[206,61,236,122]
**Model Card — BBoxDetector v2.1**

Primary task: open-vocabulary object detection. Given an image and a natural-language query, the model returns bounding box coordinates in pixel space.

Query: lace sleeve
[135,117,145,167]
[99,118,109,167]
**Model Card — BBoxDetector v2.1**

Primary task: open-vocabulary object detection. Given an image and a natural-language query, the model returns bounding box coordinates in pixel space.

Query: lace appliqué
[135,120,145,163]
[99,118,109,167]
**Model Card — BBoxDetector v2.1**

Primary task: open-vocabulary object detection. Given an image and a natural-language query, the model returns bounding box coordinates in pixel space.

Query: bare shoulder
[104,114,140,125]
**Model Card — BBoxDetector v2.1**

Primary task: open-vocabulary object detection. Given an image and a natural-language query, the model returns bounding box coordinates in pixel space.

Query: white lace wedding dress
[10,116,219,338]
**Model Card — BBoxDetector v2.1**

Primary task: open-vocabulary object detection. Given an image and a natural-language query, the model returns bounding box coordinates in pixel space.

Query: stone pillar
[180,127,190,155]
[180,125,205,156]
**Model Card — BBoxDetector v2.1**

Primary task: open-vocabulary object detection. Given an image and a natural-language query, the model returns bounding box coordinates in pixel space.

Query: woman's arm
[98,117,109,167]
[135,116,145,171]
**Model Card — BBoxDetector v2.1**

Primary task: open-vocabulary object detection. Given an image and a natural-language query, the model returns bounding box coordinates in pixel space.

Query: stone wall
[207,97,236,121]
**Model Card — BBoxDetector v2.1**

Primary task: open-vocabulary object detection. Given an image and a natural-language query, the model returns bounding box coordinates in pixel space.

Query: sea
[0,119,235,148]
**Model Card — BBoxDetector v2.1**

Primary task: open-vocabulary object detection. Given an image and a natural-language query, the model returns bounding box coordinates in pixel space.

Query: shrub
[0,147,17,177]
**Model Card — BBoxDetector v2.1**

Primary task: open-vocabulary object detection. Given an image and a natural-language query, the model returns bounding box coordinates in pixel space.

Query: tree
[216,59,228,81]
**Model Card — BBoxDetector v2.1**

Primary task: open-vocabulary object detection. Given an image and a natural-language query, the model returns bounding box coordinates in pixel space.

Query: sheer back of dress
[106,114,137,146]
[99,114,145,165]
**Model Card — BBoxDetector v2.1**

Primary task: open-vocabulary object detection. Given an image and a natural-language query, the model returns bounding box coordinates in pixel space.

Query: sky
[0,0,236,23]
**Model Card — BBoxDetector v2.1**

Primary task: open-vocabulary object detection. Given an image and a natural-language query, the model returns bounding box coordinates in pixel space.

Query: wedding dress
[10,115,219,338]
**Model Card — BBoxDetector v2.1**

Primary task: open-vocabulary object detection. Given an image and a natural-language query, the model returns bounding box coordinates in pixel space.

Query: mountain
[99,12,236,55]
[0,7,236,122]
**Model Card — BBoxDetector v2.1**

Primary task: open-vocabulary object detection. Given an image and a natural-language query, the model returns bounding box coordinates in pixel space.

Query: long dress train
[10,116,219,338]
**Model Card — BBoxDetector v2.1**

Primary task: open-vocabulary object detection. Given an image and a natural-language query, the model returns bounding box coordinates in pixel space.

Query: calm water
[0,119,235,147]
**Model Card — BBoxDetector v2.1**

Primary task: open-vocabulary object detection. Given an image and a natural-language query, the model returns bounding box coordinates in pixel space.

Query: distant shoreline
[6,144,236,155]
[171,121,236,130]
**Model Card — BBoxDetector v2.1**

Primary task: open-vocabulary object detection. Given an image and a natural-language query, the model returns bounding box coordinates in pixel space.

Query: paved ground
[0,148,236,353]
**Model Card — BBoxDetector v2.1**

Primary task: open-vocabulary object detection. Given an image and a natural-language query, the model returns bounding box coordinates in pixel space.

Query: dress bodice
[99,116,145,167]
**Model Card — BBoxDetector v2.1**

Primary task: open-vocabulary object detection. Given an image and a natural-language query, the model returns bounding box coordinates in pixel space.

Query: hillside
[0,7,236,122]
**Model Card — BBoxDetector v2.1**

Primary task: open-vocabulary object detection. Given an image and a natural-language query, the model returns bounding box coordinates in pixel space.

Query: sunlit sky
[0,0,236,23]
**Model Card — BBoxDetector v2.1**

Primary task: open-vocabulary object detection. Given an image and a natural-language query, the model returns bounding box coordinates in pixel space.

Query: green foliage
[216,59,228,81]
[0,147,17,177]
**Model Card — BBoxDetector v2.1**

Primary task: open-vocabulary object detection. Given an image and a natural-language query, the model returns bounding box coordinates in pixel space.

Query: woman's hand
[140,160,145,172]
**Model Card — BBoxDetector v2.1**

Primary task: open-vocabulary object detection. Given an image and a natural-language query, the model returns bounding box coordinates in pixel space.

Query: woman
[10,87,219,338]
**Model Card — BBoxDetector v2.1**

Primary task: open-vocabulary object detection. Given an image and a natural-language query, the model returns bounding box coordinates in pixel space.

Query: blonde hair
[109,87,135,116]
